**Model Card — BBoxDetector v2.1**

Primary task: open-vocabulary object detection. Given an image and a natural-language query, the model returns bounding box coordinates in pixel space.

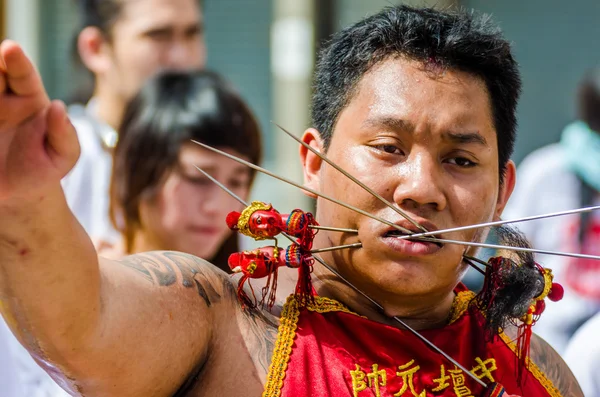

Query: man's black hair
[311,5,521,177]
[577,68,600,133]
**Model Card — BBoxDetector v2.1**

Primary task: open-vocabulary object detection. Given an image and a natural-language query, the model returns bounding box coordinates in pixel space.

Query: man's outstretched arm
[0,41,224,396]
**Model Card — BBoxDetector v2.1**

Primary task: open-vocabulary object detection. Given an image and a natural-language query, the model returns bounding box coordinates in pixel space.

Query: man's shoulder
[528,331,584,397]
[496,325,583,396]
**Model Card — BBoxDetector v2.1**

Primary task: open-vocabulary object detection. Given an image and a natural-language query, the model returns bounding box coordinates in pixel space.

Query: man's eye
[375,145,402,155]
[447,157,477,167]
[145,30,171,41]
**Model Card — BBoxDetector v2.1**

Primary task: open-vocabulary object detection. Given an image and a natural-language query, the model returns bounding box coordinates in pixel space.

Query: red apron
[263,290,560,397]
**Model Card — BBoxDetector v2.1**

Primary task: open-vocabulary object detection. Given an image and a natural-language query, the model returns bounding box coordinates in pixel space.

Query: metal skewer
[311,254,487,387]
[195,162,486,387]
[309,225,359,233]
[402,205,600,240]
[191,140,413,235]
[197,153,600,262]
[311,243,362,253]
[410,236,600,261]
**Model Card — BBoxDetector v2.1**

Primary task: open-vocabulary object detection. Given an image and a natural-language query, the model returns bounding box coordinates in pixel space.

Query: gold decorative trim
[262,296,301,397]
[498,332,563,397]
[537,268,554,301]
[448,290,476,325]
[305,295,362,317]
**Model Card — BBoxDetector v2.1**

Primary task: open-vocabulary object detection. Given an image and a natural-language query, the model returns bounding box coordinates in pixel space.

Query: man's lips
[381,234,443,255]
[382,220,444,248]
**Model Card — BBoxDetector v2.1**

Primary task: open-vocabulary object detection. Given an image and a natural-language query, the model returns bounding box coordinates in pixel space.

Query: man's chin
[352,262,431,295]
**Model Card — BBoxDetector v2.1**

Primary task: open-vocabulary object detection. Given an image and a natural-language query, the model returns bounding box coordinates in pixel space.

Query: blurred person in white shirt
[65,0,207,244]
[564,312,600,397]
[503,69,600,354]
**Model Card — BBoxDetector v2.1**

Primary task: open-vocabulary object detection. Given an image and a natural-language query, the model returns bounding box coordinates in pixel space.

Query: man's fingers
[0,40,49,100]
[46,100,80,169]
[0,71,6,95]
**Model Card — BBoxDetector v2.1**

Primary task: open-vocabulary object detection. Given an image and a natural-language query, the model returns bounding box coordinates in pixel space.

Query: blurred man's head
[577,68,600,133]
[75,0,206,126]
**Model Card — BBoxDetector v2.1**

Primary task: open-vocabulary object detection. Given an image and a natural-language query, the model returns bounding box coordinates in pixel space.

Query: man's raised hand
[0,40,79,200]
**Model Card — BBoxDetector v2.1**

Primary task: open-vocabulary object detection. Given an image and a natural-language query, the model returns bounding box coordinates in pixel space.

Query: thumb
[45,100,80,174]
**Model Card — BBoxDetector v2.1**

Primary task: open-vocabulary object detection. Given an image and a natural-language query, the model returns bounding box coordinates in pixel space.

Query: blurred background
[1,0,599,214]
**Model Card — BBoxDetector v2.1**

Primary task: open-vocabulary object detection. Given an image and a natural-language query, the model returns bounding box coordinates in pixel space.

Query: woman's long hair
[110,70,262,271]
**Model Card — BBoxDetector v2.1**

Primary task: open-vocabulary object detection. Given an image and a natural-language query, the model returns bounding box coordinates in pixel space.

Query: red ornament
[226,211,241,230]
[534,299,546,315]
[548,282,564,302]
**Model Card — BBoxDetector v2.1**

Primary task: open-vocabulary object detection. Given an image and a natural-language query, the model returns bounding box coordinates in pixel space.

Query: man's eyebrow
[142,25,174,35]
[444,131,488,146]
[362,116,415,131]
[362,117,489,146]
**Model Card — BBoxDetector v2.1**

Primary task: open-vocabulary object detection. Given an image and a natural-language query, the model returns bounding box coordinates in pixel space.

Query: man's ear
[77,26,112,75]
[299,128,324,199]
[494,160,516,220]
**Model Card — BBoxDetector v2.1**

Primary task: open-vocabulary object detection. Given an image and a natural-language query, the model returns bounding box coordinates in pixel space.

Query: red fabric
[563,219,600,299]
[279,300,555,397]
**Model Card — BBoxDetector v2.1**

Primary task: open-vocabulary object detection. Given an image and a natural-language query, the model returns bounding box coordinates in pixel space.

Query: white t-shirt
[503,143,600,354]
[0,320,69,397]
[564,312,600,397]
[61,99,120,243]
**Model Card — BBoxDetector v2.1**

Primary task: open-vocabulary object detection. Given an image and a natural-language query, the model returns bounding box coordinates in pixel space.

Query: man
[503,69,600,354]
[65,0,206,243]
[0,5,583,397]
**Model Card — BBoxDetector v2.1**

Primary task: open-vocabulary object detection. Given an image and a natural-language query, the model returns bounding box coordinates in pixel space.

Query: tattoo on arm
[530,334,584,397]
[242,307,279,375]
[119,251,235,307]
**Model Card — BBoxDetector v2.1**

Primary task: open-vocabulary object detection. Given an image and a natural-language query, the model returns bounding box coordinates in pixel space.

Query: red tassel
[515,301,543,385]
[476,256,510,337]
[295,257,315,307]
[260,266,279,310]
[236,274,258,309]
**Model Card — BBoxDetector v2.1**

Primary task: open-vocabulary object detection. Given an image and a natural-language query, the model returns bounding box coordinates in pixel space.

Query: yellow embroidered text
[432,364,451,392]
[350,364,387,397]
[471,357,497,383]
[449,367,474,397]
[393,360,426,397]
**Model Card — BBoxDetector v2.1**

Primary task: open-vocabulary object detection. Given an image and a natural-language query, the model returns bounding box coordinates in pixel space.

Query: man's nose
[164,41,197,69]
[391,153,447,212]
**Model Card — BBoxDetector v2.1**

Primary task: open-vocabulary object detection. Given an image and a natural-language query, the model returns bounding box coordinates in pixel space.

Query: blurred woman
[105,70,261,272]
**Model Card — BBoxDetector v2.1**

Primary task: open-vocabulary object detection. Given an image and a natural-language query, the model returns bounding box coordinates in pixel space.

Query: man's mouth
[383,229,444,248]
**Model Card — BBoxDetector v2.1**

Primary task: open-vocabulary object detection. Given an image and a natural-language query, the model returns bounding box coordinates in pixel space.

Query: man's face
[301,57,515,300]
[104,0,206,101]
